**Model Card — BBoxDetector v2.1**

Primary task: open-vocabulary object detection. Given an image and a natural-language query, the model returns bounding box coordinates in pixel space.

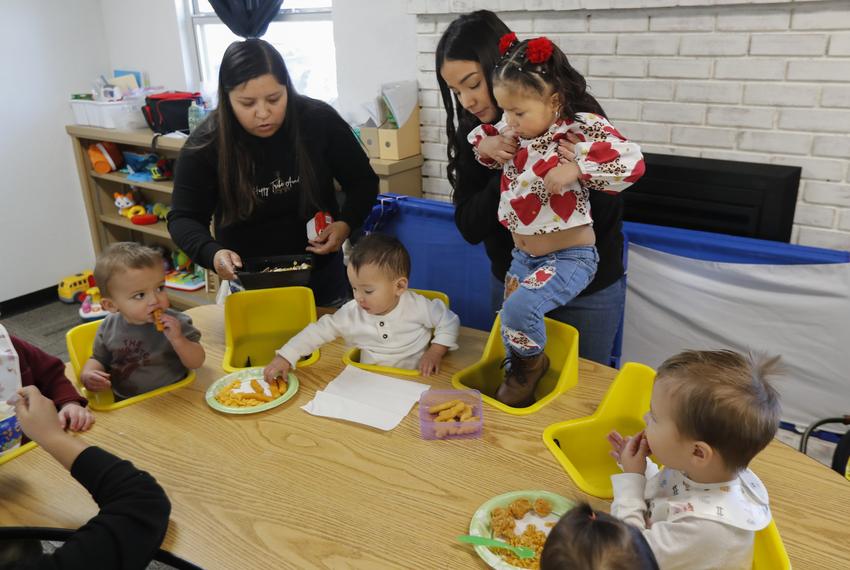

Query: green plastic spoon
[456,535,535,559]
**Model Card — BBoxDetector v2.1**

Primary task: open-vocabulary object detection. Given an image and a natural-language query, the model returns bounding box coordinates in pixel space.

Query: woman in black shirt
[436,11,628,365]
[168,39,378,306]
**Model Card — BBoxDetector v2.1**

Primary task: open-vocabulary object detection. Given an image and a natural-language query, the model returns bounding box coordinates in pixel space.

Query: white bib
[646,468,771,531]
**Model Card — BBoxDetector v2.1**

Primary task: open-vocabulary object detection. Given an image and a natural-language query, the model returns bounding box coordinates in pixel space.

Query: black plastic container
[236,254,313,290]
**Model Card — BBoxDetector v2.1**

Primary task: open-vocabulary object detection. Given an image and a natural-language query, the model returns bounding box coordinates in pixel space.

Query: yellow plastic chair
[342,289,450,377]
[451,313,579,415]
[66,320,196,411]
[542,362,656,498]
[223,286,319,372]
[753,519,790,569]
[0,441,37,466]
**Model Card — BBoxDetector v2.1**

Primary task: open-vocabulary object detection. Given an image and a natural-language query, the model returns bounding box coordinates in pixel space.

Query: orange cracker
[153,308,164,332]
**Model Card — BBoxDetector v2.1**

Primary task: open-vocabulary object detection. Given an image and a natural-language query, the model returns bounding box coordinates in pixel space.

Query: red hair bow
[527,37,554,64]
[498,32,518,56]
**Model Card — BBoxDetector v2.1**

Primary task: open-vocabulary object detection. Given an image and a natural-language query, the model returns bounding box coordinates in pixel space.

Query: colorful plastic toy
[451,314,579,415]
[165,249,205,291]
[79,286,108,322]
[58,270,95,303]
[113,190,143,219]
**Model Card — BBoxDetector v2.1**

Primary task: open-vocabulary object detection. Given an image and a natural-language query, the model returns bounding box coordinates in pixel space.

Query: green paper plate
[468,490,573,570]
[205,368,299,415]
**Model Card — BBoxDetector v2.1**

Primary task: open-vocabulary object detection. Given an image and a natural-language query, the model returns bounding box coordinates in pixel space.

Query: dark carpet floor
[1,299,81,361]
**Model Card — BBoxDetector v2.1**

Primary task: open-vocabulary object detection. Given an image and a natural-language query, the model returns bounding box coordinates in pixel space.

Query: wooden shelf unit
[67,125,424,308]
[67,125,215,309]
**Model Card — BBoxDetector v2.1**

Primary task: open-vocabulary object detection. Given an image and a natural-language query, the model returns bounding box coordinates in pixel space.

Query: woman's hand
[213,249,243,280]
[478,132,518,165]
[306,221,350,255]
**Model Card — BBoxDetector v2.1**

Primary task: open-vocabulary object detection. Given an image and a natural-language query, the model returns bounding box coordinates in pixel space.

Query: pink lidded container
[418,389,483,440]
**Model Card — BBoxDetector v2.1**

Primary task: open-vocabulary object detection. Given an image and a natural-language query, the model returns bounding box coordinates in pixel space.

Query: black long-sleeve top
[168,95,378,269]
[18,446,172,570]
[452,122,625,295]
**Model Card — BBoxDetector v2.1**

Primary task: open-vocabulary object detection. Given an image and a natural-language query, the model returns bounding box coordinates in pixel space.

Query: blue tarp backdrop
[373,194,849,333]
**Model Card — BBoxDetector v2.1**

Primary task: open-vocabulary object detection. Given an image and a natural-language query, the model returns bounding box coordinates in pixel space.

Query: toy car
[58,271,95,303]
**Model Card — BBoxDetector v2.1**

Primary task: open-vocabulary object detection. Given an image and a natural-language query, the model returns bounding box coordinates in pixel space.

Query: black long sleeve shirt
[452,123,625,295]
[20,446,171,570]
[168,95,378,269]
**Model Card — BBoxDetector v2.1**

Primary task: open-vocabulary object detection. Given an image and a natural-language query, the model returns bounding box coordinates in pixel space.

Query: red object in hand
[307,211,333,241]
[131,213,158,225]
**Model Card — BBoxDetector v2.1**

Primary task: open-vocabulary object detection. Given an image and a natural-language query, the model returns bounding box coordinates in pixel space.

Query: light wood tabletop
[0,304,847,569]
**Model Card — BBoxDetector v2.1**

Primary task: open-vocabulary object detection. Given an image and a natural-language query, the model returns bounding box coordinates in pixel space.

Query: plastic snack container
[418,389,483,440]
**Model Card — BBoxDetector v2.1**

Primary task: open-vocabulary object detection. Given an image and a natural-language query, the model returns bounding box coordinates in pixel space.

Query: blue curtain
[209,0,284,38]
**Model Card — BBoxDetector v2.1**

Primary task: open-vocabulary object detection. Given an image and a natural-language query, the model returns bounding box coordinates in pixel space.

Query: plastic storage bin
[237,254,312,291]
[70,98,147,129]
[419,389,483,440]
[451,314,579,415]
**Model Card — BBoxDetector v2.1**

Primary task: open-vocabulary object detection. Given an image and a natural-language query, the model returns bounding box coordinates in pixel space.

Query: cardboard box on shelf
[359,125,381,159]
[378,106,421,161]
[370,154,423,197]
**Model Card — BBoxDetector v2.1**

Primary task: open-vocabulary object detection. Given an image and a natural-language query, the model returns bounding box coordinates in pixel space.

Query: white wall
[332,0,418,124]
[411,0,850,252]
[99,0,191,90]
[0,0,110,302]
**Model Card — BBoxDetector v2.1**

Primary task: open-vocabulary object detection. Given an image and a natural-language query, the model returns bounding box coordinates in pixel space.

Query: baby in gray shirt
[81,243,205,399]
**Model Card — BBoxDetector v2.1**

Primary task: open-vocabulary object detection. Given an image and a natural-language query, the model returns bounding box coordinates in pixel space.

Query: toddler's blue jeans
[501,246,598,358]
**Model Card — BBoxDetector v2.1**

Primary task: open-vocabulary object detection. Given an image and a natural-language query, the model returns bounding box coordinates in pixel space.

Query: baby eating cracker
[80,243,205,400]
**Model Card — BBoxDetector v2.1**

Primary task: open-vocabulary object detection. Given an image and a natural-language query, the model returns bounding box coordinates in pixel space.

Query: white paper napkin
[301,365,429,431]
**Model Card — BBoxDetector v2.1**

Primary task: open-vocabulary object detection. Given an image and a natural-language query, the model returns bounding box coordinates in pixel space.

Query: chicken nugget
[509,498,532,519]
[533,498,552,517]
[428,399,460,414]
[461,415,479,423]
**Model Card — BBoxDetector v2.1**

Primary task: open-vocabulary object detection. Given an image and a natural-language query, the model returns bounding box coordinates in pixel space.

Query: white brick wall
[411,0,850,251]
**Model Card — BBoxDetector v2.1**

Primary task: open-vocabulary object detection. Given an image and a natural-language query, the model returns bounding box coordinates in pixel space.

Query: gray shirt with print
[91,309,201,400]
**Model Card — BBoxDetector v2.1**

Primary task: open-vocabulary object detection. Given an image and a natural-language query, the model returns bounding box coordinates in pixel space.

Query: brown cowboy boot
[496,351,550,407]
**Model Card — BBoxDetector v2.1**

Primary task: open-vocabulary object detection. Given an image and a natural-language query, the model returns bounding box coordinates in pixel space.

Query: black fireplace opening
[622,153,801,243]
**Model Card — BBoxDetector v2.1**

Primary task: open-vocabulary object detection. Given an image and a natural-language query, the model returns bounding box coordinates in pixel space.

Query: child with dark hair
[608,350,782,569]
[467,34,644,407]
[540,502,659,570]
[264,234,459,379]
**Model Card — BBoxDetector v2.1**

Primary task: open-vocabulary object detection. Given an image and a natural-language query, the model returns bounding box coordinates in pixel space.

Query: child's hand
[81,369,111,391]
[543,162,581,195]
[159,312,184,342]
[557,132,582,162]
[418,344,449,377]
[607,430,627,463]
[620,430,650,474]
[58,402,95,432]
[478,133,517,164]
[263,355,292,383]
[12,386,65,444]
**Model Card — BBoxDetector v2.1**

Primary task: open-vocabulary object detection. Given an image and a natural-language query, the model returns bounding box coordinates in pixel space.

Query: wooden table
[1,305,847,569]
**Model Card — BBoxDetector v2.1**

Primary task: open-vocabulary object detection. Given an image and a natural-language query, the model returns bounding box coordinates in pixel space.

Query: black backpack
[142,92,201,134]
